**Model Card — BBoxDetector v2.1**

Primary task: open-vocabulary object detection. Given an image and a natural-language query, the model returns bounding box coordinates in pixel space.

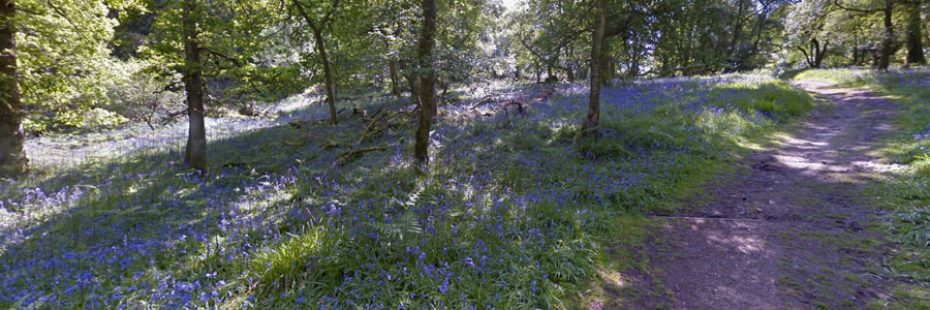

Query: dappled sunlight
[677,218,770,254]
[653,216,780,308]
[597,268,629,289]
[706,230,767,254]
[640,75,912,308]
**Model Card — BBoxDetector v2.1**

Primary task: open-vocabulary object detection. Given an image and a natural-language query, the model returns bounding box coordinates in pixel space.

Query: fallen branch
[470,95,496,110]
[336,93,393,102]
[288,118,330,129]
[335,145,388,166]
[355,109,391,146]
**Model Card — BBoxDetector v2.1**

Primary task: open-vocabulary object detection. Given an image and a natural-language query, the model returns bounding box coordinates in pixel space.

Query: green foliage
[103,60,185,125]
[15,1,132,131]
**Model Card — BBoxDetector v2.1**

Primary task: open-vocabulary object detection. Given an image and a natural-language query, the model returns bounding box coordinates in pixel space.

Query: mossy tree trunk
[905,0,927,65]
[877,0,894,70]
[582,0,607,138]
[0,0,27,177]
[183,0,207,172]
[414,0,436,164]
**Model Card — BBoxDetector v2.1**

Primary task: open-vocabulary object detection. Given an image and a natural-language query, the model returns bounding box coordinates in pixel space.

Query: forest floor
[622,81,903,309]
[6,72,903,308]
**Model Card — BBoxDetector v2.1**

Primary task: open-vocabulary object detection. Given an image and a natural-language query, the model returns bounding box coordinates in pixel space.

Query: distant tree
[904,0,926,65]
[787,0,834,68]
[290,0,342,125]
[726,0,789,72]
[414,0,437,163]
[512,0,588,82]
[833,0,899,70]
[0,0,27,177]
[660,0,730,74]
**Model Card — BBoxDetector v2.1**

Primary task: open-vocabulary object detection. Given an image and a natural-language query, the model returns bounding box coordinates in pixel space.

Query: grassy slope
[0,74,814,309]
[795,67,930,308]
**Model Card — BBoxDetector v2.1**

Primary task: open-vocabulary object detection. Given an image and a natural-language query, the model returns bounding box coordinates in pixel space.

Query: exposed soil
[616,81,903,309]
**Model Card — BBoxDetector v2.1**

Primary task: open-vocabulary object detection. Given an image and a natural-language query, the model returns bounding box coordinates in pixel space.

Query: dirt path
[627,81,901,309]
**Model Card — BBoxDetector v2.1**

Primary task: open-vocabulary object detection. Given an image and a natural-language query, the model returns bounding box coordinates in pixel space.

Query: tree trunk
[799,46,814,68]
[403,60,419,106]
[814,40,828,68]
[852,39,860,65]
[878,0,894,70]
[905,1,927,65]
[389,60,401,97]
[414,0,437,164]
[535,62,541,83]
[726,0,747,70]
[182,0,207,172]
[582,0,607,138]
[799,38,828,68]
[312,28,339,124]
[0,0,27,177]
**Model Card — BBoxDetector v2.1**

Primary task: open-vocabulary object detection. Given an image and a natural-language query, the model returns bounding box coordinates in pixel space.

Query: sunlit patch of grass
[251,226,335,293]
[711,81,814,121]
[792,68,879,86]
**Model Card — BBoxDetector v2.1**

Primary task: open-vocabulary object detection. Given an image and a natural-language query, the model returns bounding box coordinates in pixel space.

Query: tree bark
[414,0,436,164]
[567,46,576,82]
[403,60,420,107]
[582,0,607,138]
[905,0,927,65]
[389,60,401,97]
[852,36,861,65]
[0,0,27,177]
[535,62,541,83]
[183,0,207,172]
